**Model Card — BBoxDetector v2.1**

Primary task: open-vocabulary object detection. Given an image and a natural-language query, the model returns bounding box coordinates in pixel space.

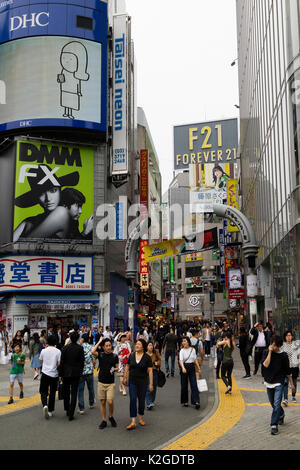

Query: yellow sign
[185,252,203,262]
[144,239,185,263]
[227,179,239,232]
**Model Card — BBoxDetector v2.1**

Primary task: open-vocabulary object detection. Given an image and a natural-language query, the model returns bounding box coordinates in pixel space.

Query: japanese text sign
[0,256,93,292]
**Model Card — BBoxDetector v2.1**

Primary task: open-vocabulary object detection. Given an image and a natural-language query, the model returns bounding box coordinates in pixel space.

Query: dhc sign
[10,12,49,31]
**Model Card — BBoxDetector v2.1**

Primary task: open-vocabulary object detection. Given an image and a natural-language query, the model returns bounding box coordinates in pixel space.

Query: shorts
[98,382,115,400]
[10,374,23,383]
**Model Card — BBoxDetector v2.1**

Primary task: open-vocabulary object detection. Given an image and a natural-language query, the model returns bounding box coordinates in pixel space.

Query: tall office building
[236,1,300,333]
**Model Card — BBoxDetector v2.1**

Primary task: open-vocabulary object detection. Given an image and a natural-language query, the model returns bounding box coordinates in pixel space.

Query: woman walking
[10,331,23,353]
[114,333,131,396]
[282,331,300,404]
[30,333,42,380]
[123,339,153,430]
[218,332,235,394]
[238,327,252,379]
[146,340,161,410]
[179,337,200,409]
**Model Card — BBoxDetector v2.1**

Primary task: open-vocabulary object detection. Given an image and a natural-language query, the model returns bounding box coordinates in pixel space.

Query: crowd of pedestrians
[1,318,300,437]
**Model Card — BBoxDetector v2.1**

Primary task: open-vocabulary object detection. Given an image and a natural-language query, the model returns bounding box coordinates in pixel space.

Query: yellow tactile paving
[0,393,41,415]
[163,374,245,451]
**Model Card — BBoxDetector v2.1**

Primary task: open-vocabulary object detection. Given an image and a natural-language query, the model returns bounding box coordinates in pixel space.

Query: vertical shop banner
[112,14,128,177]
[13,140,94,243]
[140,149,149,222]
[140,240,149,290]
[227,179,239,232]
[219,228,225,285]
[189,163,235,213]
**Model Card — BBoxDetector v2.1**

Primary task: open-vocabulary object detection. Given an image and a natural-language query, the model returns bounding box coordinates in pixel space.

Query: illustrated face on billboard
[0,36,102,130]
[13,141,94,243]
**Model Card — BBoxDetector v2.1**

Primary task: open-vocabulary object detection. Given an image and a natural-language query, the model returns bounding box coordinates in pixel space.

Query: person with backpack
[146,340,161,410]
[8,343,26,404]
[162,327,179,377]
[29,332,42,380]
[190,329,204,380]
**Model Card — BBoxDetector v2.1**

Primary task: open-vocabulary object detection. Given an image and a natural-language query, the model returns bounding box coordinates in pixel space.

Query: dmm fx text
[114,33,126,132]
[10,12,49,31]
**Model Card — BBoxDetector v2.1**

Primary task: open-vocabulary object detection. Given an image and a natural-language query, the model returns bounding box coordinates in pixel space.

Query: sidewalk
[162,348,300,450]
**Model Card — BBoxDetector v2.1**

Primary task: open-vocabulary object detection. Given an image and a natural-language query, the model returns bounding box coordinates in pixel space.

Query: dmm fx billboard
[13,140,94,243]
[174,118,238,170]
[0,255,93,292]
[111,14,129,184]
[0,0,108,133]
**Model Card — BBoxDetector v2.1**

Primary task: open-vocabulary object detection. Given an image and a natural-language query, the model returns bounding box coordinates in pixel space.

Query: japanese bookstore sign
[0,256,93,292]
[174,118,238,170]
[13,140,94,243]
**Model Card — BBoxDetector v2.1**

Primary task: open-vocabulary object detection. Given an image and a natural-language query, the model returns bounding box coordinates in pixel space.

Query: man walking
[77,333,95,414]
[39,335,61,419]
[250,322,270,375]
[162,327,178,377]
[60,331,84,421]
[262,335,295,435]
[92,338,119,429]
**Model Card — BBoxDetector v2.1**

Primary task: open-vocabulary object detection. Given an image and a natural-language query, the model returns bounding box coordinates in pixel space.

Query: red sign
[228,289,245,300]
[140,149,149,221]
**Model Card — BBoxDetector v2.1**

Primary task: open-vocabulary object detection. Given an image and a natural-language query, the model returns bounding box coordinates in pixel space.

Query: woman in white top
[282,331,300,404]
[179,337,200,409]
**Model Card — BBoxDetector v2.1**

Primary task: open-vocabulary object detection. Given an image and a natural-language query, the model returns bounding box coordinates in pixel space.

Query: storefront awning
[15,294,99,305]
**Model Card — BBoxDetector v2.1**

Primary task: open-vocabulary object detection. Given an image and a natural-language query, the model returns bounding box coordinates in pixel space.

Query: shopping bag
[157,369,166,388]
[58,381,64,400]
[197,379,208,393]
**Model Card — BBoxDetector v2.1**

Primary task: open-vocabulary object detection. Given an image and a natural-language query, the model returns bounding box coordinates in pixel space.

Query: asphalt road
[0,358,215,451]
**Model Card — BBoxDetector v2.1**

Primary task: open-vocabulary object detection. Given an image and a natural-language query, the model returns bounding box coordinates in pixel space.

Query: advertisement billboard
[112,14,129,178]
[0,255,93,292]
[13,140,94,243]
[174,118,238,170]
[0,35,104,132]
[189,162,235,212]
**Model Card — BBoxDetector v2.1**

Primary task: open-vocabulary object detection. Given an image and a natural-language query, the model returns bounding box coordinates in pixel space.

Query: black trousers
[216,351,223,378]
[254,347,266,374]
[221,360,234,388]
[63,377,80,418]
[39,373,59,412]
[240,351,250,376]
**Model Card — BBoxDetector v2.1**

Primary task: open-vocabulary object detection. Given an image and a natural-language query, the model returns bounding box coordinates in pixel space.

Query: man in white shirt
[39,335,61,419]
[103,326,113,340]
[250,322,269,375]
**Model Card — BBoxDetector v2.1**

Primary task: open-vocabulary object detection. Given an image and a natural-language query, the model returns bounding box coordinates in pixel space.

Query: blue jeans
[165,351,175,374]
[267,385,284,426]
[146,369,158,406]
[129,381,147,417]
[78,374,95,411]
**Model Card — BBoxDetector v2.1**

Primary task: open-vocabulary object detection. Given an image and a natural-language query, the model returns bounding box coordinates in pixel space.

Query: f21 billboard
[0,0,108,133]
[174,118,238,170]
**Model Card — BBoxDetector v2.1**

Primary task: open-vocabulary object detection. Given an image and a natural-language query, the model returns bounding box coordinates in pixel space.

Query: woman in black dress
[123,339,153,430]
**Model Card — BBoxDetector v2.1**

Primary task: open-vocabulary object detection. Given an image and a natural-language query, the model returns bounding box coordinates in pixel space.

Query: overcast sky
[125,0,239,194]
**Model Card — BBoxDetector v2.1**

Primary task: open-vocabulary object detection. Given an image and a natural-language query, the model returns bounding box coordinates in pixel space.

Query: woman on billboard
[13,165,79,241]
[14,169,93,241]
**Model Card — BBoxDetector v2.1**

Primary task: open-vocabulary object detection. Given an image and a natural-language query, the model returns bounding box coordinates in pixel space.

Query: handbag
[157,369,166,388]
[197,379,208,393]
[58,380,64,400]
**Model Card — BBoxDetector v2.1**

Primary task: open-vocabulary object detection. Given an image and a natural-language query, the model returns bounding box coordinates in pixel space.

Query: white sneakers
[43,405,49,419]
